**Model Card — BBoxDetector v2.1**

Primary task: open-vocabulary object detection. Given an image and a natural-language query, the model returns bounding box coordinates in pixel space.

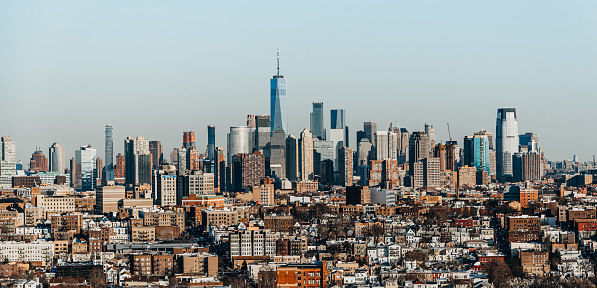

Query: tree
[404,250,427,262]
[223,274,251,288]
[88,267,107,288]
[484,259,512,288]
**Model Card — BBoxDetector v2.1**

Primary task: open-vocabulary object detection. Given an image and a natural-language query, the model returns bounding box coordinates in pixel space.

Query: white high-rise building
[300,129,314,180]
[0,136,16,188]
[496,108,519,182]
[227,126,251,163]
[155,174,177,207]
[49,142,65,173]
[375,127,398,161]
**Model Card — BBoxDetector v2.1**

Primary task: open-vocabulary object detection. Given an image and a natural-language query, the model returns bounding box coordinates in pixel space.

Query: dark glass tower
[310,102,325,140]
[104,125,114,181]
[208,125,216,161]
[270,50,287,134]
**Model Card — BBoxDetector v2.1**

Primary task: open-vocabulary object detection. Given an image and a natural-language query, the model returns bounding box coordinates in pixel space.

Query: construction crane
[447,123,452,143]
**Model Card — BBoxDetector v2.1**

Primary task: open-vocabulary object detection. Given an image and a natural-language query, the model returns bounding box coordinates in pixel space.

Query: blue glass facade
[76,145,97,192]
[270,76,287,133]
[464,135,490,173]
[208,125,216,161]
[330,109,345,129]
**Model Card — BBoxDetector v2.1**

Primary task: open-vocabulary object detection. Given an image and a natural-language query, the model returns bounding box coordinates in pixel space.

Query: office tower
[463,133,490,173]
[124,136,151,189]
[105,125,114,181]
[513,152,542,182]
[286,135,299,181]
[434,144,446,171]
[299,129,314,181]
[148,141,163,168]
[176,170,214,202]
[70,157,77,189]
[496,108,519,182]
[114,153,125,179]
[153,172,177,206]
[75,144,97,192]
[458,166,477,189]
[271,51,287,134]
[255,115,271,150]
[356,130,367,146]
[368,159,400,189]
[398,128,409,164]
[476,129,494,150]
[408,132,430,176]
[0,137,16,188]
[344,126,350,148]
[388,124,398,160]
[330,109,345,130]
[519,132,539,152]
[412,157,440,189]
[329,109,346,157]
[95,183,126,214]
[29,150,48,172]
[375,131,389,160]
[177,146,187,171]
[310,102,325,140]
[186,147,200,170]
[247,114,256,128]
[313,140,335,177]
[227,126,251,164]
[96,157,103,186]
[214,147,226,190]
[170,148,179,166]
[328,128,344,155]
[425,124,435,153]
[232,151,265,192]
[364,122,377,147]
[357,139,372,167]
[207,125,216,161]
[445,141,458,170]
[183,131,196,150]
[49,142,65,173]
[338,147,353,187]
[268,131,286,178]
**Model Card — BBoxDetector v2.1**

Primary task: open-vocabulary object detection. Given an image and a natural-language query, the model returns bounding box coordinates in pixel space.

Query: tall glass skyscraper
[463,134,490,173]
[76,144,97,192]
[49,142,65,173]
[105,125,114,181]
[270,51,287,134]
[310,102,325,140]
[330,109,345,129]
[496,108,519,182]
[208,125,216,161]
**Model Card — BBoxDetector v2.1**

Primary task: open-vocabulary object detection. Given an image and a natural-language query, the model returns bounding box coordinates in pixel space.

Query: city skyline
[2,1,596,163]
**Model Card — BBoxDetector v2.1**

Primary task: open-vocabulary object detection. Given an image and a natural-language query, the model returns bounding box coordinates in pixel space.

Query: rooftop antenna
[447,123,452,143]
[277,48,280,77]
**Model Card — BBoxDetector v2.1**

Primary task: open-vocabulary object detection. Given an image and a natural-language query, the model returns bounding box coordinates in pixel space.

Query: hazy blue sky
[1,1,596,164]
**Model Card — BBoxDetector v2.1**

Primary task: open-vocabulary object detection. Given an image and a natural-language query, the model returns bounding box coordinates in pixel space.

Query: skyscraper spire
[277,48,280,77]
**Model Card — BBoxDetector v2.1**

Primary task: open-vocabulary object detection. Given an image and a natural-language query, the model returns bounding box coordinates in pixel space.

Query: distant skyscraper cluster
[0,53,550,201]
